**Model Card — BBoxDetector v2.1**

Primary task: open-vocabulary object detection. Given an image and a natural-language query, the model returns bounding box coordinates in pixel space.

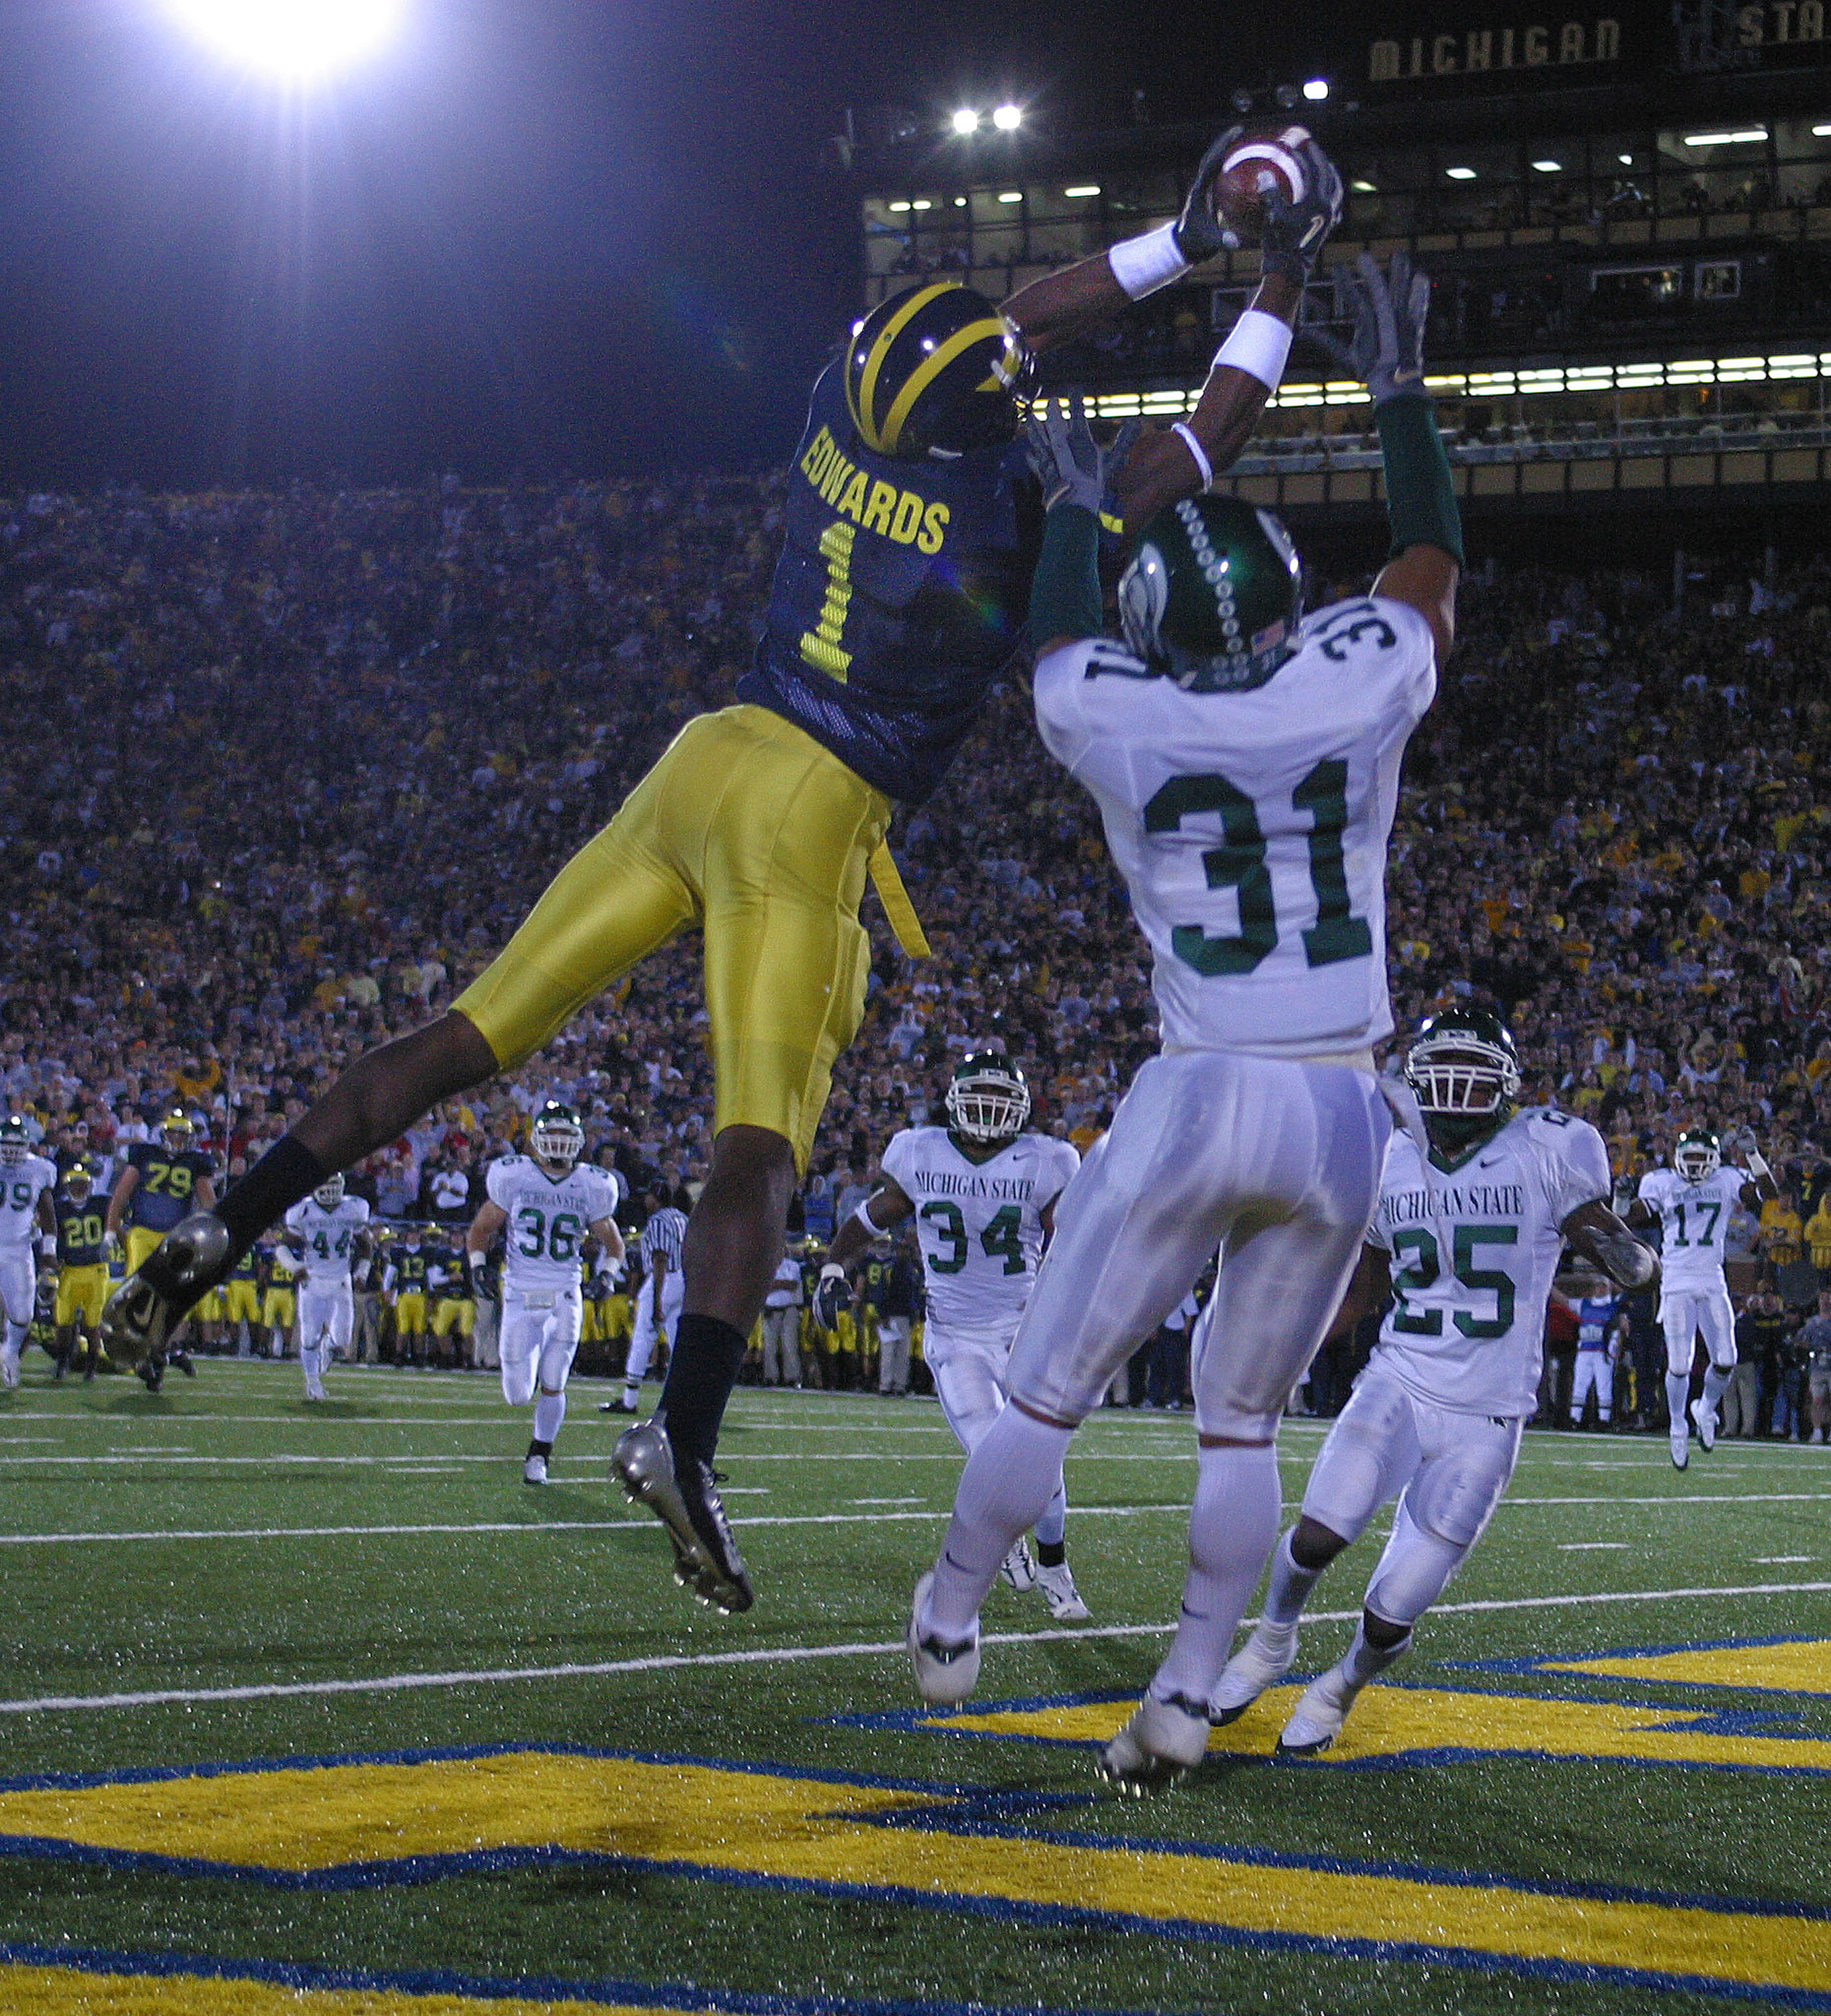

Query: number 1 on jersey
[799,520,855,681]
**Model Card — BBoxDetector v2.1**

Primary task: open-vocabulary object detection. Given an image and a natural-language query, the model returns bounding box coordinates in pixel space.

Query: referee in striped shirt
[612,1189,690,1413]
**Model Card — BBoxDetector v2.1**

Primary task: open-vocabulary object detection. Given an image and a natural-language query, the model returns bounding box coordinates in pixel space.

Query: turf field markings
[1756,1555,1816,1563]
[853,1497,927,1505]
[5,1580,1830,1716]
[1558,1542,1631,1550]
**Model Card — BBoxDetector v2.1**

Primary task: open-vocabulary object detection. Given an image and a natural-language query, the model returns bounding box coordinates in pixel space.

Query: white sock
[1150,1442,1282,1706]
[1665,1372,1691,1430]
[534,1390,567,1445]
[1701,1363,1732,1413]
[1342,1616,1413,1690]
[5,1318,28,1357]
[1262,1527,1324,1627]
[927,1410,1074,1640]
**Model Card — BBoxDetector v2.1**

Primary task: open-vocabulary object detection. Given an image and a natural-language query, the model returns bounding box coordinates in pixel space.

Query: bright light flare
[991,103,1022,130]
[164,0,405,80]
[951,108,980,135]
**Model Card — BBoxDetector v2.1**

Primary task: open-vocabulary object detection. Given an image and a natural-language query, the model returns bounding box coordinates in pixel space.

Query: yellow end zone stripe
[1545,1637,1831,1693]
[939,1678,1831,1775]
[3,1750,1831,1998]
[0,1962,691,2016]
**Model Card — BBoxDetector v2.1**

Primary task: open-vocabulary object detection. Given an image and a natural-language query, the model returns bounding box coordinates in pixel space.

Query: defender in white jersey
[281,1175,373,1401]
[1631,1128,1776,1468]
[824,1056,1088,1619]
[0,1116,57,1388]
[910,253,1468,1792]
[1209,1009,1656,1754]
[464,1101,623,1483]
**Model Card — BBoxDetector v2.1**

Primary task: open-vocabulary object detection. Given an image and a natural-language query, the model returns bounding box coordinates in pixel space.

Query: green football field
[0,1357,1827,2016]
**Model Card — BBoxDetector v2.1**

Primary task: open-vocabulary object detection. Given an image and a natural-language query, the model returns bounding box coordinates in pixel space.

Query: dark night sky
[0,1,1360,487]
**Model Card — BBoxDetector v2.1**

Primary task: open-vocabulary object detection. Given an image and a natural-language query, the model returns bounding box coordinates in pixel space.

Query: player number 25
[1144,761,1372,977]
[1390,1223,1520,1339]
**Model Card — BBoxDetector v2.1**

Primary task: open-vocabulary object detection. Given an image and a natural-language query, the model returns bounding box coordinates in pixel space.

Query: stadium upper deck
[847,0,1831,517]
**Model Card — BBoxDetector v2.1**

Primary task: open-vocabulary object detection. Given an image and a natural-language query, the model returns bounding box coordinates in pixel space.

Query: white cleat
[1669,1427,1690,1471]
[1097,1692,1211,1795]
[1277,1665,1361,1756]
[1210,1619,1301,1726]
[1035,1561,1091,1621]
[523,1454,549,1485]
[1690,1396,1717,1453]
[304,1379,327,1403]
[907,1570,980,1706]
[999,1539,1038,1593]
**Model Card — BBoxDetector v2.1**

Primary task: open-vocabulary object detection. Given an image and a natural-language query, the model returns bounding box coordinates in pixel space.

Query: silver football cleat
[99,1212,230,1368]
[1097,1693,1211,1795]
[611,1418,754,1613]
[907,1570,981,1706]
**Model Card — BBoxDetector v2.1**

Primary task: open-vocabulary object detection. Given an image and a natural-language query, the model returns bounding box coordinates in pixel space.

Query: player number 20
[1144,761,1373,977]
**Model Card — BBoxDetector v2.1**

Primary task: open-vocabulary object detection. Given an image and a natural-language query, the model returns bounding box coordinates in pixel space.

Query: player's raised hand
[1025,396,1139,514]
[1173,124,1247,263]
[1259,136,1345,286]
[1343,249,1433,403]
[813,1263,851,1330]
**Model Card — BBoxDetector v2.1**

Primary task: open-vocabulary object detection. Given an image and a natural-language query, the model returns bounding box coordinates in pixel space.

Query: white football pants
[1660,1287,1736,1374]
[927,1323,1020,1452]
[1301,1359,1522,1627]
[624,1271,685,1385]
[499,1284,584,1404]
[0,1249,35,1330]
[1570,1350,1614,1419]
[296,1283,355,1359]
[1006,1051,1390,1439]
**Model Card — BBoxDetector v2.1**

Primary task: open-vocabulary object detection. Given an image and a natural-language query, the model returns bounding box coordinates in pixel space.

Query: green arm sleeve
[1027,503,1103,646]
[1377,397,1465,569]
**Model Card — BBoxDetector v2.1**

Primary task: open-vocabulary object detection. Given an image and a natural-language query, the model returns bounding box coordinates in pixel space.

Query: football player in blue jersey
[105,128,1345,1615]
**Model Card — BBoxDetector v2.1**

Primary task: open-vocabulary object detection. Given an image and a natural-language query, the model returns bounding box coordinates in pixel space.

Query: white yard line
[3,1579,1826,1716]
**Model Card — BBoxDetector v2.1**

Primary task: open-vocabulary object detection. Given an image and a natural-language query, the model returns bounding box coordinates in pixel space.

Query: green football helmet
[531,1099,585,1170]
[312,1173,347,1210]
[1405,1008,1522,1121]
[1673,1130,1721,1182]
[945,1053,1031,1148]
[0,1116,29,1169]
[844,282,1033,460]
[1118,495,1304,691]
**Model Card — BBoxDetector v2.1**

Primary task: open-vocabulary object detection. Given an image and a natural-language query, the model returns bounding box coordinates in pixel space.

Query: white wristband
[1169,422,1213,491]
[1107,222,1190,301]
[851,1198,882,1236]
[1213,308,1293,392]
[1746,1149,1772,1180]
[38,1236,55,1259]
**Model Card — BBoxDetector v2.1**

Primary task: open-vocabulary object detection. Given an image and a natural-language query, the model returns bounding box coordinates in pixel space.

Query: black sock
[527,1438,554,1458]
[1037,1540,1066,1569]
[657,1313,749,1468]
[216,1137,330,1261]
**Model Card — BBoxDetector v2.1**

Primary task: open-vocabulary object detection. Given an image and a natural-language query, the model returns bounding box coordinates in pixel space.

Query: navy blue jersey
[54,1194,108,1267]
[124,1143,214,1233]
[738,362,1033,804]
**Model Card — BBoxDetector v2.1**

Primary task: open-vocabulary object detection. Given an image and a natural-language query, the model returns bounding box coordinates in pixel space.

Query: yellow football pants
[54,1266,108,1329]
[224,1280,261,1324]
[455,704,895,1173]
[126,1228,165,1275]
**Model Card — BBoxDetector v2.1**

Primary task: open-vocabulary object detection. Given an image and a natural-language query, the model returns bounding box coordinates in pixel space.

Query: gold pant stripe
[867,842,930,959]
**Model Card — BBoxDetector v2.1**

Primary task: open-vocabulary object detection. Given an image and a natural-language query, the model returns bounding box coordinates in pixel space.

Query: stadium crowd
[2,474,1830,1422]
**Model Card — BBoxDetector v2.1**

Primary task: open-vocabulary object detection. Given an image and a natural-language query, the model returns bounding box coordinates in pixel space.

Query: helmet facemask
[1674,1134,1721,1182]
[1406,1026,1521,1154]
[0,1120,28,1170]
[531,1107,585,1171]
[945,1066,1031,1147]
[313,1175,347,1211]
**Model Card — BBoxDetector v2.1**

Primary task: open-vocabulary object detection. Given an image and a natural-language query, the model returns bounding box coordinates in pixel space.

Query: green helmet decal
[1118,495,1304,691]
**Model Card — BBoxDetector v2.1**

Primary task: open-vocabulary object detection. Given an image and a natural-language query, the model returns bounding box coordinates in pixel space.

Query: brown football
[1213,125,1312,245]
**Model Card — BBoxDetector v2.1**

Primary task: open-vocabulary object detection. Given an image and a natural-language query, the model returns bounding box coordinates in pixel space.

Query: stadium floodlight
[1351,179,1377,193]
[996,190,1021,202]
[951,108,980,135]
[1445,165,1477,179]
[1814,123,1831,137]
[1683,128,1767,146]
[1532,159,1563,173]
[1302,78,1329,101]
[163,0,404,79]
[992,103,1022,130]
[1064,184,1101,198]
